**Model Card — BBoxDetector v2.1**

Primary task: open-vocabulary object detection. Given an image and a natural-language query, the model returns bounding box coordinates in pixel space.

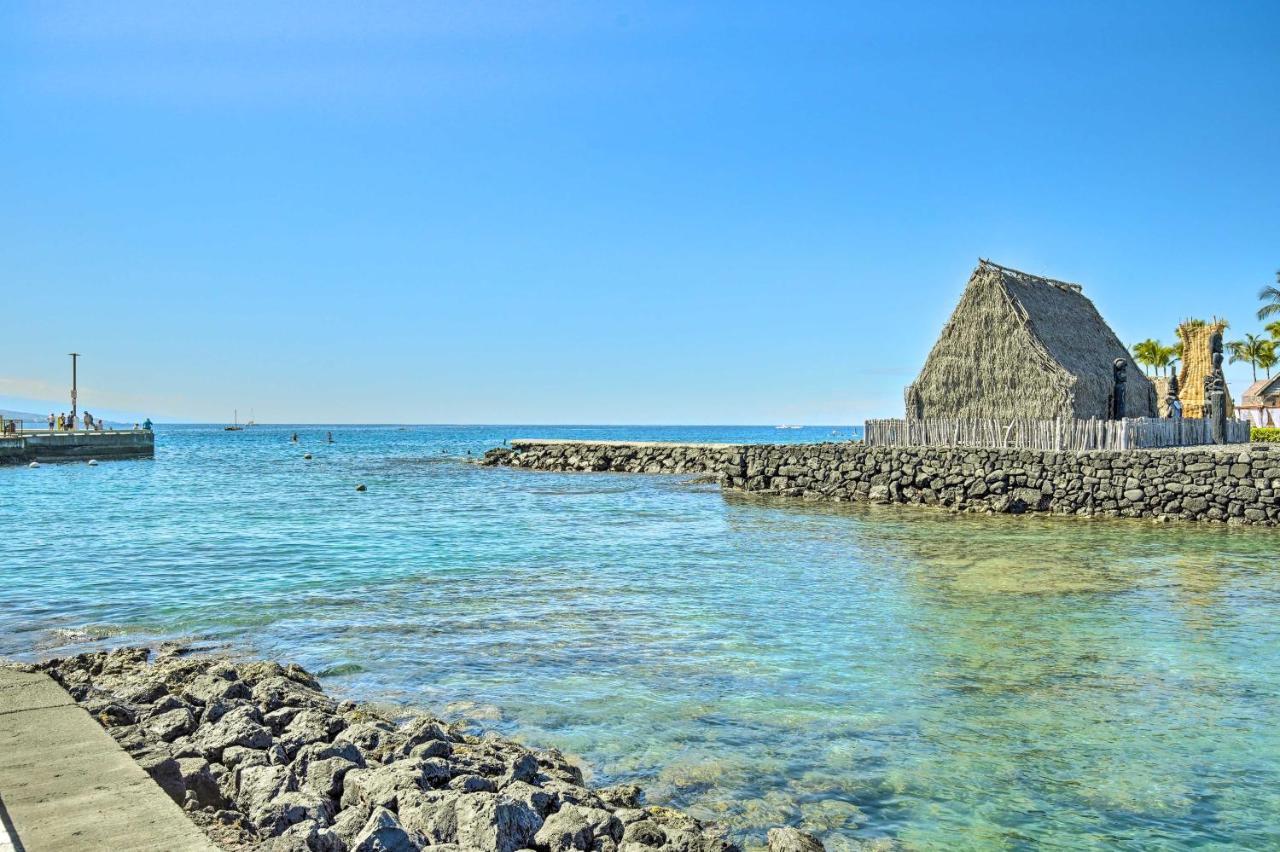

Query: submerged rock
[767,827,825,852]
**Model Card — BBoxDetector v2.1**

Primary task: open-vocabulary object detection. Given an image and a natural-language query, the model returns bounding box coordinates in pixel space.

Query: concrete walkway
[0,667,217,852]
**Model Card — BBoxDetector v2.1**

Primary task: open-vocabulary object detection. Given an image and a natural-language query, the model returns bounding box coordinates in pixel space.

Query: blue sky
[2,1,1277,424]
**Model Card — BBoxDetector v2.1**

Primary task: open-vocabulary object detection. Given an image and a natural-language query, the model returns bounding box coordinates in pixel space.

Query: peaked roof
[979,259,1146,384]
[1242,375,1280,406]
[907,260,1156,420]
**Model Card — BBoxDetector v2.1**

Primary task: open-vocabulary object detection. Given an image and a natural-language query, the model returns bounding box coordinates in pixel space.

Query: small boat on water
[225,409,244,431]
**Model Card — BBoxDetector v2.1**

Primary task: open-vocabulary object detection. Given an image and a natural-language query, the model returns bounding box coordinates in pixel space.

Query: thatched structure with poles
[1175,320,1233,419]
[905,260,1157,420]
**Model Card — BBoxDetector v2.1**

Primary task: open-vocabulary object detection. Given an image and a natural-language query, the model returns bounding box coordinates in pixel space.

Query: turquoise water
[3,425,1279,849]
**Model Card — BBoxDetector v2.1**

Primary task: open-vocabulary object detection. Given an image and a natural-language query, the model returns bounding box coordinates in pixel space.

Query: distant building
[1238,376,1280,427]
[905,260,1157,420]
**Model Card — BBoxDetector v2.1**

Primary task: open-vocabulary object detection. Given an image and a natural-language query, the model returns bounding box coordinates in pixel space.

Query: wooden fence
[863,417,1251,451]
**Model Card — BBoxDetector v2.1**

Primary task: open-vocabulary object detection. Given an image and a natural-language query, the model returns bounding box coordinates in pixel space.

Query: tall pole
[69,352,80,428]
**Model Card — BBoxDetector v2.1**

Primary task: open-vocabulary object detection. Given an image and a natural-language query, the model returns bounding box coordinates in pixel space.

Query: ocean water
[3,424,1279,850]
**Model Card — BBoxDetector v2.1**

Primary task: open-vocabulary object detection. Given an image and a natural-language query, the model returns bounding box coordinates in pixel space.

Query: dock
[0,667,217,851]
[0,429,154,466]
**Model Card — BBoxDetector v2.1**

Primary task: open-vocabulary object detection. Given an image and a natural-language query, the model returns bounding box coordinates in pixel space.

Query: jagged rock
[450,773,498,793]
[621,819,666,848]
[147,707,197,742]
[222,744,270,772]
[252,790,333,836]
[341,758,446,811]
[351,807,425,852]
[280,708,348,756]
[537,749,586,785]
[253,675,334,713]
[598,784,642,810]
[337,720,406,760]
[300,755,363,800]
[502,780,556,816]
[395,716,451,758]
[498,752,540,788]
[182,672,250,706]
[767,827,825,852]
[117,678,168,705]
[264,706,303,731]
[269,819,345,852]
[410,739,452,760]
[234,763,294,819]
[142,755,187,805]
[397,790,459,844]
[332,802,373,846]
[200,697,241,725]
[192,704,272,760]
[535,804,623,852]
[540,778,606,810]
[176,757,225,809]
[455,791,545,852]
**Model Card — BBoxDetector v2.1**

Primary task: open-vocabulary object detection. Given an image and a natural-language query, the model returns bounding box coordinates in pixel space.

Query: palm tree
[1228,333,1268,382]
[1258,340,1277,379]
[1266,320,1280,342]
[1156,343,1179,377]
[1131,339,1161,376]
[1259,270,1280,320]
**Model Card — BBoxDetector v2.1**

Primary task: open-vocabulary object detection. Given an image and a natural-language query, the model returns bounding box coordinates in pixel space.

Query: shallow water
[3,424,1278,849]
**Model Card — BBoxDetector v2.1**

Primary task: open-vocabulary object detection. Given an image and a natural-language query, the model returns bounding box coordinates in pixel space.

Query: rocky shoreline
[15,646,824,852]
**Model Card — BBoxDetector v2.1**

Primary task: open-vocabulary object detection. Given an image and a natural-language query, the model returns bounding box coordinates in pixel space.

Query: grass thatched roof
[906,260,1157,420]
[1176,320,1233,418]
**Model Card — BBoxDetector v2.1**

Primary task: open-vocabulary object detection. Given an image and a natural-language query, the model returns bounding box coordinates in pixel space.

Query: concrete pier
[0,667,216,851]
[0,430,154,466]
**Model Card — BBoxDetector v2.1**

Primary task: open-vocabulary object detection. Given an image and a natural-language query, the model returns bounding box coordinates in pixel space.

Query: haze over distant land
[2,2,1276,424]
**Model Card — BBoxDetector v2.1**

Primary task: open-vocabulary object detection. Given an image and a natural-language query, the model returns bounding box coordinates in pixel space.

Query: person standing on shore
[47,413,54,430]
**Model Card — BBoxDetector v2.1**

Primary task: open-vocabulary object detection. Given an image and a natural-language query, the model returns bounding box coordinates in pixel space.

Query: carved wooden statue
[1112,357,1127,420]
[1166,373,1182,419]
[1204,330,1228,443]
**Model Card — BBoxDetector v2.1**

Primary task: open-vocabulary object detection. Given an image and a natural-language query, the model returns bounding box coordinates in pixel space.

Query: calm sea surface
[3,425,1279,849]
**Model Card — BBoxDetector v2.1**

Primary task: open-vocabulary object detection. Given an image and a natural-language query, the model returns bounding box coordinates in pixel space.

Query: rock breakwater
[482,440,1280,525]
[25,646,816,852]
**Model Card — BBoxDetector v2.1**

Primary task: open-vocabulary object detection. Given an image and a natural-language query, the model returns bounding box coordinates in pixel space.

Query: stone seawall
[488,440,738,475]
[482,440,1280,526]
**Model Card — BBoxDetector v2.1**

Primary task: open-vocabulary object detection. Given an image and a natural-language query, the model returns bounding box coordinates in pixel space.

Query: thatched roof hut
[1175,320,1233,419]
[1242,375,1280,407]
[906,260,1157,420]
[1239,375,1280,427]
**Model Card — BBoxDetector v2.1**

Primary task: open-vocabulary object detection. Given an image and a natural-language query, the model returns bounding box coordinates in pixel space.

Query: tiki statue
[1166,372,1181,419]
[1112,357,1127,420]
[1204,331,1227,443]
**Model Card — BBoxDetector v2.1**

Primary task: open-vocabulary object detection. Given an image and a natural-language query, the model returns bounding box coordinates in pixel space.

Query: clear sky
[2,1,1277,424]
